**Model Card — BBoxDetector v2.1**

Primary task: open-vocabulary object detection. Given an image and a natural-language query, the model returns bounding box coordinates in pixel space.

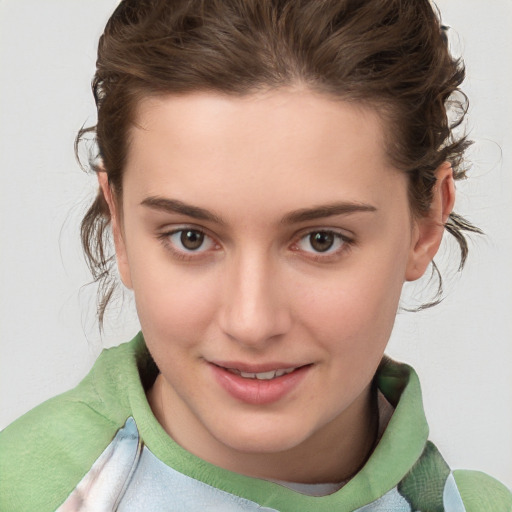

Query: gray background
[1,0,511,486]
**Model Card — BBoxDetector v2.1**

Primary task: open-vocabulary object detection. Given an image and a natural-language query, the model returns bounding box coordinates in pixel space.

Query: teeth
[240,370,275,380]
[275,368,294,377]
[236,367,296,380]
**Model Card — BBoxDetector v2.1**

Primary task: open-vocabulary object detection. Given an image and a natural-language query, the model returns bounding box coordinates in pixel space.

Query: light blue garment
[58,418,469,512]
[59,418,278,512]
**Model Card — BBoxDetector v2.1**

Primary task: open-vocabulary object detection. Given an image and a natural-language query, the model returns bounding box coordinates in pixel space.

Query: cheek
[296,256,406,356]
[127,253,220,346]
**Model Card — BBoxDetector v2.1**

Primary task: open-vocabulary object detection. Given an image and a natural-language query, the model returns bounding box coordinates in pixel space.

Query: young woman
[1,1,510,510]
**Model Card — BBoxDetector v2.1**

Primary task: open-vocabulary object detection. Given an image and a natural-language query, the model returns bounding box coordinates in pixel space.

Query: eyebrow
[141,196,376,225]
[281,202,377,224]
[141,197,226,225]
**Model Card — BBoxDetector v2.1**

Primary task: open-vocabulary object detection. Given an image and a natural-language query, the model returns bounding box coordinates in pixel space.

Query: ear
[97,172,133,289]
[405,162,455,281]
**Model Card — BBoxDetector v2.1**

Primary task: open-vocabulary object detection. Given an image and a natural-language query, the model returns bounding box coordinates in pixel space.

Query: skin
[99,88,454,484]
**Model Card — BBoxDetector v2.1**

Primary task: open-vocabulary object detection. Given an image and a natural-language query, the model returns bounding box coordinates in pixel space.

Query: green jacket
[1,333,510,511]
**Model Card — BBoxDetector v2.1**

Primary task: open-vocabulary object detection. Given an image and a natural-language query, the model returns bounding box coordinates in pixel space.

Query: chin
[211,418,312,455]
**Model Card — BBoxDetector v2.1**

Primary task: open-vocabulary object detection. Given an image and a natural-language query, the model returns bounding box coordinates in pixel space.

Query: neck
[148,375,379,484]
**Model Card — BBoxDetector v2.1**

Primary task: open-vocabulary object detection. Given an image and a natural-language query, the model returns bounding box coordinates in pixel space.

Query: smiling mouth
[210,362,312,404]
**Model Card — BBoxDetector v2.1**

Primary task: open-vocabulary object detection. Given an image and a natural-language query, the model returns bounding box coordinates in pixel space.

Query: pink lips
[209,362,311,405]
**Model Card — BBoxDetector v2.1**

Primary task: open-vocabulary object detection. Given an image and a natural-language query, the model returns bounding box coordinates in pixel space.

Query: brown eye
[165,228,217,258]
[296,230,348,256]
[180,230,205,250]
[309,231,335,252]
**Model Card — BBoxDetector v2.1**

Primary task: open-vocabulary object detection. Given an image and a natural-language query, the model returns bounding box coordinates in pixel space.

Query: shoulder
[0,338,146,512]
[0,390,121,511]
[453,469,512,512]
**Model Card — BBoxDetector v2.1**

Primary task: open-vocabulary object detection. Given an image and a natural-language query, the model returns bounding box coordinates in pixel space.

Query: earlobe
[97,172,133,289]
[405,162,455,281]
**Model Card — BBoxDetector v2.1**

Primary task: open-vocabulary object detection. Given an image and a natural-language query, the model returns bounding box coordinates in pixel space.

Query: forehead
[124,88,406,216]
[130,88,389,162]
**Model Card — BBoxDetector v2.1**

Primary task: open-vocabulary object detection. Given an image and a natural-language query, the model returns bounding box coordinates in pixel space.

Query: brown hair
[77,0,481,324]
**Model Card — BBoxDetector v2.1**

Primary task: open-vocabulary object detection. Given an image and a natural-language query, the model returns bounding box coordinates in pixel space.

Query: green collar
[92,333,429,512]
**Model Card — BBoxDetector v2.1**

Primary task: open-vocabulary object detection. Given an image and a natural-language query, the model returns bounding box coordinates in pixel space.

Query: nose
[218,251,291,349]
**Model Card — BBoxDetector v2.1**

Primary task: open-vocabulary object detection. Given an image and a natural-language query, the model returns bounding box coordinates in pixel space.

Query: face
[103,88,448,480]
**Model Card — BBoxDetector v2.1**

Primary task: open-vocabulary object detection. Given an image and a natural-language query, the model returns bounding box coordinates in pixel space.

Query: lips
[209,362,312,405]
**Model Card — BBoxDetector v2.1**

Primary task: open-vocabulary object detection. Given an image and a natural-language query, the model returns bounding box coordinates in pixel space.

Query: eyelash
[291,229,354,262]
[158,227,219,261]
[158,227,354,262]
